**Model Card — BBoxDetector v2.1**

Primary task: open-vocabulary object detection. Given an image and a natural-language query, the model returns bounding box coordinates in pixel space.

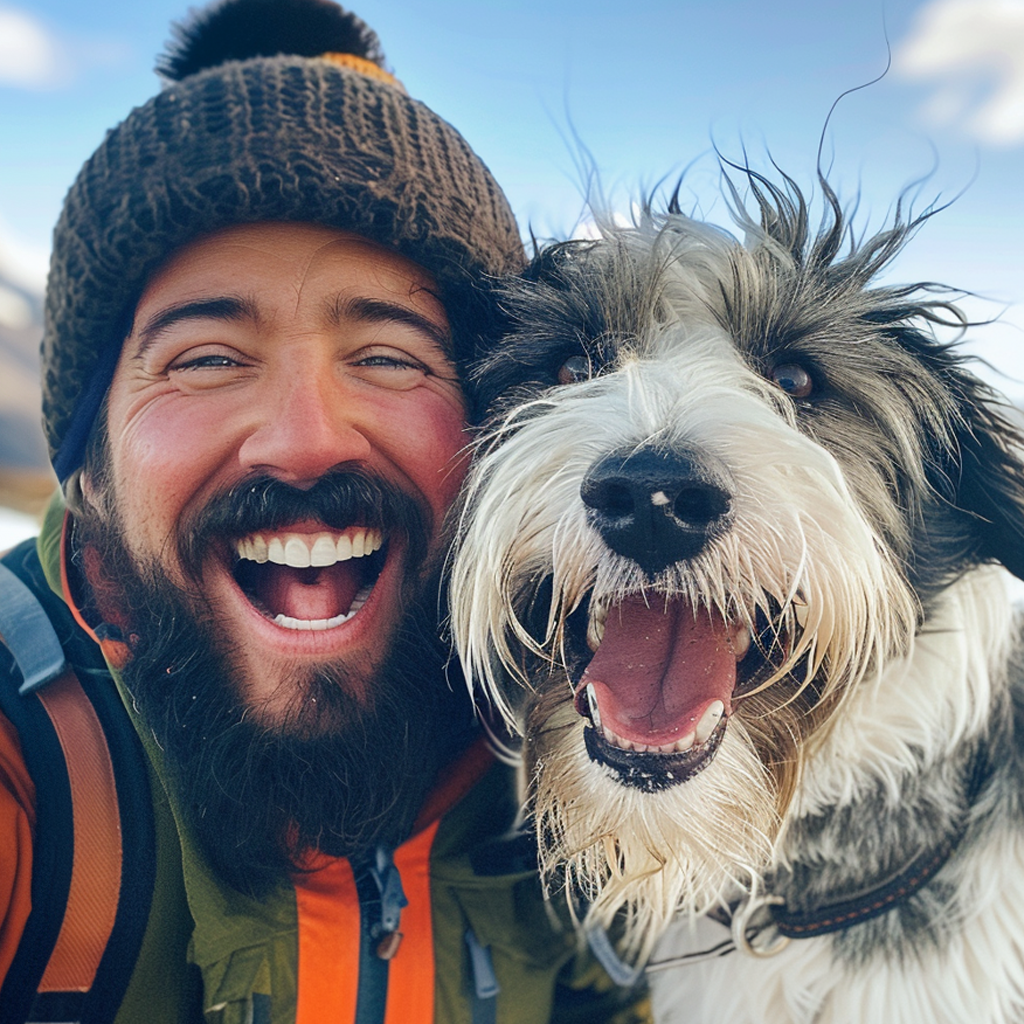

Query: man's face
[95,222,468,724]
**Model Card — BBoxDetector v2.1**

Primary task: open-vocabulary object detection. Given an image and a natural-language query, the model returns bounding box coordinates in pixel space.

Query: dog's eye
[558,355,591,385]
[770,363,813,399]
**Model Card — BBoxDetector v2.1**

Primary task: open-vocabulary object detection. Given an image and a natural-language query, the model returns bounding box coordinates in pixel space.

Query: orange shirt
[0,711,35,983]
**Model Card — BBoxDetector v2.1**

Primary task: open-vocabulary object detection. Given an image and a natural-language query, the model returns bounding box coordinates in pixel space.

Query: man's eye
[351,350,437,391]
[358,354,425,372]
[557,355,591,385]
[168,353,240,371]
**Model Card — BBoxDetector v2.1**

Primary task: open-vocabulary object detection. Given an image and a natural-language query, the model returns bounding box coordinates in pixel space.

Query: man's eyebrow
[330,296,453,357]
[132,296,259,356]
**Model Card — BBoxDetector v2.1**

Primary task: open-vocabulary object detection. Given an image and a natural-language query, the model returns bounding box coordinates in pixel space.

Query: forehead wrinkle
[131,294,263,357]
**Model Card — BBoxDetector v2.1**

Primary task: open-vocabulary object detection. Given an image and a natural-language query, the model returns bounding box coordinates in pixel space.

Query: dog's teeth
[587,599,609,652]
[604,727,631,751]
[695,700,725,744]
[674,732,696,753]
[585,683,603,730]
[732,628,752,659]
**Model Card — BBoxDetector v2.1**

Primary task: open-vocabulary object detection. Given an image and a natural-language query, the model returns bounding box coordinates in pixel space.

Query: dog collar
[646,747,993,972]
[768,746,992,940]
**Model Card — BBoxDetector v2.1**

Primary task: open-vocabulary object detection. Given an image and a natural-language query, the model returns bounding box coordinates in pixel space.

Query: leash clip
[732,891,790,958]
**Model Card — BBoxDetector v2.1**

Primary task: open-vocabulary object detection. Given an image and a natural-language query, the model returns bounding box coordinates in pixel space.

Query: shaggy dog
[451,173,1024,1023]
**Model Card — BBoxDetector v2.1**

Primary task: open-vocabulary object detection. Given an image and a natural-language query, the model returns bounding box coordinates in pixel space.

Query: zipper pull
[370,846,408,960]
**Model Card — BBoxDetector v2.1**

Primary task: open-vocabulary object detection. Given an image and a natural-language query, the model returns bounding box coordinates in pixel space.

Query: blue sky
[0,1,1022,430]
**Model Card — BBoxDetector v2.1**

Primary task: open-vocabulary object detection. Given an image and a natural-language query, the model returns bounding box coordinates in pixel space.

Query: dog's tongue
[580,595,738,746]
[258,563,361,621]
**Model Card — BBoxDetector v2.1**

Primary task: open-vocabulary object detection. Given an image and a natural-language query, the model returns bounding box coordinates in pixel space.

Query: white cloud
[0,217,47,294]
[896,0,1024,145]
[0,6,62,89]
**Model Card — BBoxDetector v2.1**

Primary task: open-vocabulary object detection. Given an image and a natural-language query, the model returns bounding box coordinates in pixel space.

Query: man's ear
[63,468,89,516]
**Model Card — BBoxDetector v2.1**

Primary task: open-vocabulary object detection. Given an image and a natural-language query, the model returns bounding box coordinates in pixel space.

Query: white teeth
[273,610,354,631]
[587,597,609,652]
[310,534,337,567]
[695,700,725,744]
[235,528,383,568]
[732,627,752,659]
[284,536,311,568]
[673,731,696,753]
[598,724,697,755]
[348,583,372,614]
[594,706,723,755]
[585,683,603,730]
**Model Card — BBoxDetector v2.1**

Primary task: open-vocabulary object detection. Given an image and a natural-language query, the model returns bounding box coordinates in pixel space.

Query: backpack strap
[0,562,66,693]
[0,540,155,1024]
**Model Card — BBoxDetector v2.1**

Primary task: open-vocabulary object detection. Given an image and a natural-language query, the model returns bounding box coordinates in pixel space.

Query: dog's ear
[950,389,1024,581]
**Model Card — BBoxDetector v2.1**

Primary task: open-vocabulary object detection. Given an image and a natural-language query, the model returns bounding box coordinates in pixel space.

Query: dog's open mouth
[231,526,387,629]
[570,593,778,791]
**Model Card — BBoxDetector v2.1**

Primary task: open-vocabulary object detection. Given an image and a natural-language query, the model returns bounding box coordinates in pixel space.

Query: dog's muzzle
[581,446,734,577]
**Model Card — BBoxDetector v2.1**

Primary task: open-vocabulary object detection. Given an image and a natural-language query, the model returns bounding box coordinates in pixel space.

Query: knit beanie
[43,0,523,483]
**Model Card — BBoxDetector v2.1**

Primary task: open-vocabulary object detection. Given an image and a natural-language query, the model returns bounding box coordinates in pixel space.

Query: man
[0,1,651,1021]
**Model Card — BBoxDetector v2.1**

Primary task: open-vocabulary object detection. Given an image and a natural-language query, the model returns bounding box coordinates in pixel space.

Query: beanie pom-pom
[158,0,385,81]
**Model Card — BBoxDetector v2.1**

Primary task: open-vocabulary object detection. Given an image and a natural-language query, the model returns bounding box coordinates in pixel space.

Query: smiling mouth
[566,592,789,791]
[231,526,387,631]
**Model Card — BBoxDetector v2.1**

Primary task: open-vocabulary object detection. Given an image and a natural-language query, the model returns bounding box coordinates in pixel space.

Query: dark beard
[77,472,477,897]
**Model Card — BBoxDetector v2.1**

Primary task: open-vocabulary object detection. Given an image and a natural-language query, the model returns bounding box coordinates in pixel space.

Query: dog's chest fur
[653,568,1024,1023]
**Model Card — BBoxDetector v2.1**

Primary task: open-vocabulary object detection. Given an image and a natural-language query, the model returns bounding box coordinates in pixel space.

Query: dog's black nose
[581,447,734,575]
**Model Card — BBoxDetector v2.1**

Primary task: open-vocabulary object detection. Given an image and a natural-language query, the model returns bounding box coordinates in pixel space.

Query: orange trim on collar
[59,512,130,670]
[412,737,495,836]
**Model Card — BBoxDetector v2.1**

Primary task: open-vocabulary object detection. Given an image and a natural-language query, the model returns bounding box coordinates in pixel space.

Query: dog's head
[452,172,1024,950]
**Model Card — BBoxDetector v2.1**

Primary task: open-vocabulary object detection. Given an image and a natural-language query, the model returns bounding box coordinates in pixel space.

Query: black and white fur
[451,173,1024,1022]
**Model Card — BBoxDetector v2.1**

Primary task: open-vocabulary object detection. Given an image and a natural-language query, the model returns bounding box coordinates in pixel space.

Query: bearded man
[0,2,651,1022]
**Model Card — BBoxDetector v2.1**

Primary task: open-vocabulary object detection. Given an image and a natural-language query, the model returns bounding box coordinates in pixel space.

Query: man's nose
[236,369,373,486]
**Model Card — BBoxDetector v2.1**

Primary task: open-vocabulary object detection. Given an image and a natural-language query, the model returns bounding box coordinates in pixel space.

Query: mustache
[175,471,431,580]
